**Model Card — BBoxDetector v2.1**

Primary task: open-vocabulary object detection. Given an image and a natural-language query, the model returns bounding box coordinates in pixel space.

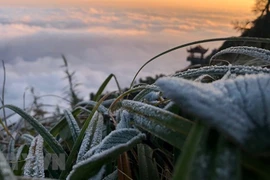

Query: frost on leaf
[116,110,133,129]
[67,129,145,179]
[77,112,104,163]
[211,46,270,63]
[23,135,44,178]
[156,74,270,154]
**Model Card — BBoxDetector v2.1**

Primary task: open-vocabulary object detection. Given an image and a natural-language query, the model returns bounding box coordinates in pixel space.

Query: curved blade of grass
[49,107,81,137]
[94,73,121,101]
[138,144,159,180]
[67,129,145,179]
[108,85,160,113]
[173,65,270,80]
[59,93,112,179]
[172,122,205,180]
[211,46,270,63]
[133,85,160,101]
[7,138,15,167]
[64,110,81,142]
[21,134,34,145]
[1,105,66,156]
[130,36,270,87]
[0,150,17,180]
[121,100,192,135]
[13,145,29,176]
[0,117,13,138]
[76,101,108,114]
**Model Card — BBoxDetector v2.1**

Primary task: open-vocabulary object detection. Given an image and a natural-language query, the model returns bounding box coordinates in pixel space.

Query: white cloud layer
[0,6,244,120]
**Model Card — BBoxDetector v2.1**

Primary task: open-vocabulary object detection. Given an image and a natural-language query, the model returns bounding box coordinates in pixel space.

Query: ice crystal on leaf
[211,46,270,63]
[156,74,270,154]
[23,135,44,178]
[77,112,104,163]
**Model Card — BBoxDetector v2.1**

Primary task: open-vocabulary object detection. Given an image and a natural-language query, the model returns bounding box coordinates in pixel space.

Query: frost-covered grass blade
[64,110,81,142]
[211,46,270,63]
[1,105,67,156]
[67,129,145,180]
[76,112,104,163]
[121,100,192,135]
[23,135,45,178]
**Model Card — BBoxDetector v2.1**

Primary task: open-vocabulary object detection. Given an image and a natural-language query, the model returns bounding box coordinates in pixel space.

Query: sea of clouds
[0,6,247,122]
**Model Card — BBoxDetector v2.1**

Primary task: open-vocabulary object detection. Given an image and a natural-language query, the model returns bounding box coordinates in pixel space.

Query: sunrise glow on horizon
[0,0,254,13]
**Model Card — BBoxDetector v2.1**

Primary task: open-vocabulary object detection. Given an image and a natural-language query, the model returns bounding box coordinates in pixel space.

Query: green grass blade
[172,121,205,180]
[1,105,66,156]
[130,36,270,87]
[121,100,192,135]
[137,144,159,180]
[13,145,29,176]
[64,110,81,142]
[7,138,15,167]
[49,107,81,137]
[94,73,121,101]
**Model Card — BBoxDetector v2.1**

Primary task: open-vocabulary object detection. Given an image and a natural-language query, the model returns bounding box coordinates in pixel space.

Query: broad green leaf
[138,144,159,180]
[24,135,44,178]
[0,150,16,180]
[64,110,81,142]
[121,100,192,135]
[156,74,270,154]
[1,105,66,156]
[67,129,145,179]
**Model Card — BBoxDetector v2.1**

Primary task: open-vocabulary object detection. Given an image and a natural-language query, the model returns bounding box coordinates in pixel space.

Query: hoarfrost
[23,135,44,178]
[211,46,270,63]
[67,129,145,179]
[173,65,270,79]
[64,110,81,142]
[116,110,133,129]
[77,112,104,163]
[156,74,270,153]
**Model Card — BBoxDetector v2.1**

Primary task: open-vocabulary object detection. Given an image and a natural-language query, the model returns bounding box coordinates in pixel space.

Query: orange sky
[0,0,254,13]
